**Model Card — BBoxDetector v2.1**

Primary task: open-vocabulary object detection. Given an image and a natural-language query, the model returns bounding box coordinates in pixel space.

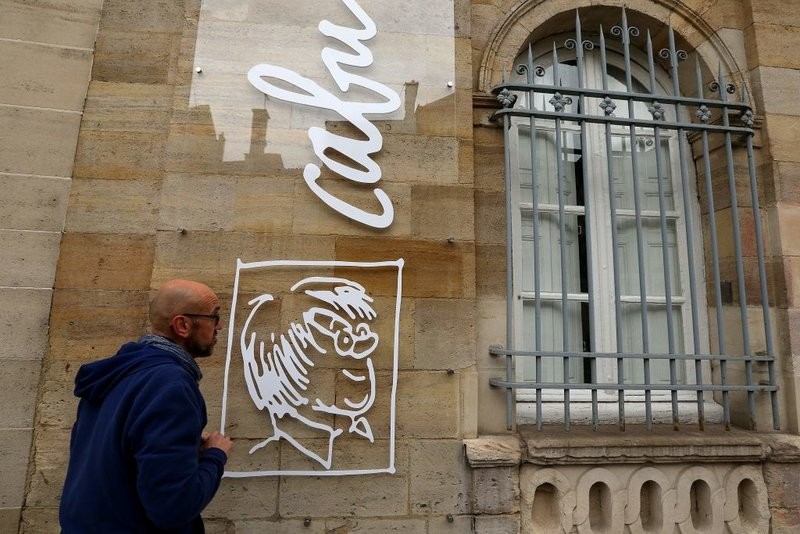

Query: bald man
[60,280,234,533]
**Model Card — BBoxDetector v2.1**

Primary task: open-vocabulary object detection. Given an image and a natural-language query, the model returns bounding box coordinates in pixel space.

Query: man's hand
[200,431,234,456]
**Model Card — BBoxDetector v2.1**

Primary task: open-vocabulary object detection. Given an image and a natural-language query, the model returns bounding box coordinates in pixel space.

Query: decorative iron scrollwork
[740,108,755,128]
[695,104,712,123]
[610,25,640,39]
[516,64,546,77]
[497,88,517,108]
[648,101,666,120]
[600,96,617,116]
[565,38,595,51]
[659,48,688,63]
[709,81,736,95]
[549,92,573,112]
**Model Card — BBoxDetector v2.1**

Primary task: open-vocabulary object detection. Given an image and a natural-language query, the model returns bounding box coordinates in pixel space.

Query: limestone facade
[1,0,799,532]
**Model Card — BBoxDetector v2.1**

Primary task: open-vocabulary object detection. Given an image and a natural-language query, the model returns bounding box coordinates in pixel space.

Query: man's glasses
[181,313,221,326]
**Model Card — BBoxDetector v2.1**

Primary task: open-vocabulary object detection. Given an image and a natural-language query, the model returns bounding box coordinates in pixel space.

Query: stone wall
[0,1,102,531]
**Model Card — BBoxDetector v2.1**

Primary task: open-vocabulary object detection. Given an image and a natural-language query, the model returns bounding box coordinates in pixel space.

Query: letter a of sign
[247,0,400,229]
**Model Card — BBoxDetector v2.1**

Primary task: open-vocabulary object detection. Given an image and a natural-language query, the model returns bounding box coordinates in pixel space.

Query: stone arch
[520,465,576,534]
[674,465,725,534]
[625,466,677,534]
[722,465,770,533]
[476,0,748,101]
[574,467,625,534]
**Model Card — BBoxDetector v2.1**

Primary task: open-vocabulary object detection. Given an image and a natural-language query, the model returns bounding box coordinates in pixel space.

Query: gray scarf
[137,334,203,382]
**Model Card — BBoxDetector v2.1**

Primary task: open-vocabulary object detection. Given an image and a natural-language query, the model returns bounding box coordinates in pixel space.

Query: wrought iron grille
[489,9,778,432]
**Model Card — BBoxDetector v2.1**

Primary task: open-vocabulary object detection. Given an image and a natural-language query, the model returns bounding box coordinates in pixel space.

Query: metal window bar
[490,8,779,431]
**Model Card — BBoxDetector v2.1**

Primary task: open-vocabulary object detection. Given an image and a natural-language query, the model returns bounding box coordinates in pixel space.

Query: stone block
[413,298,475,370]
[746,21,800,71]
[462,369,479,439]
[151,231,336,292]
[0,0,102,49]
[73,130,168,181]
[411,185,474,241]
[332,517,428,533]
[0,40,92,111]
[81,81,174,134]
[232,518,326,534]
[65,178,160,234]
[477,368,513,435]
[202,475,279,521]
[0,288,52,361]
[476,244,506,298]
[0,429,33,508]
[764,461,800,510]
[396,371,460,438]
[0,107,82,177]
[0,359,42,428]
[0,230,61,288]
[0,174,70,232]
[34,360,80,430]
[765,115,800,165]
[97,0,185,33]
[92,30,181,85]
[471,466,520,515]
[409,440,470,514]
[0,507,21,534]
[473,514,521,534]
[476,298,508,371]
[473,128,505,193]
[475,190,505,245]
[279,471,408,518]
[751,66,800,117]
[19,506,59,534]
[23,425,71,508]
[55,233,155,290]
[234,175,296,234]
[159,174,235,232]
[335,237,474,299]
[379,133,460,185]
[48,289,150,361]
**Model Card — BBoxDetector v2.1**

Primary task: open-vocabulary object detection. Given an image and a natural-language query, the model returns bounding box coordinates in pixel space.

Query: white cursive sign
[247,0,400,228]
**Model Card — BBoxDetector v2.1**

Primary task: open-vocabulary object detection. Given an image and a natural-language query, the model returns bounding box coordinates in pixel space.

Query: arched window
[490,9,778,431]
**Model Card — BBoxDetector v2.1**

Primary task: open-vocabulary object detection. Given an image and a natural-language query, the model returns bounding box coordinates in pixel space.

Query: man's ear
[170,315,192,339]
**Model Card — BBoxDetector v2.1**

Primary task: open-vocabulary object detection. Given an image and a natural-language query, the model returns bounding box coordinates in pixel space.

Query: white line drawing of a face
[240,277,379,469]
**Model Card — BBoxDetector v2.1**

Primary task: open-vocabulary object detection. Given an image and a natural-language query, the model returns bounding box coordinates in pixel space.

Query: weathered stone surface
[55,233,155,290]
[152,230,337,292]
[396,371,460,438]
[410,440,470,514]
[0,40,93,111]
[92,30,182,85]
[472,466,520,515]
[0,230,61,288]
[0,360,42,428]
[203,475,279,521]
[66,178,160,234]
[744,23,800,70]
[48,289,150,361]
[411,185,474,241]
[25,426,71,508]
[0,107,82,177]
[19,505,59,534]
[0,429,34,508]
[0,174,70,232]
[279,471,408,517]
[0,288,52,361]
[464,435,523,467]
[0,507,21,534]
[473,514,521,534]
[335,237,474,299]
[414,298,475,370]
[0,0,102,49]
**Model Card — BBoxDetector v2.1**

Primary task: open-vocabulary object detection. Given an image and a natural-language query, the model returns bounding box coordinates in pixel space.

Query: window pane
[521,212,583,293]
[520,300,586,383]
[620,303,685,384]
[518,129,583,207]
[610,135,674,212]
[616,217,681,297]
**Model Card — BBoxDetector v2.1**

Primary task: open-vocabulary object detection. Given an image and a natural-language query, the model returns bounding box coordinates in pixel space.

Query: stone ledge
[520,425,768,465]
[760,433,800,462]
[464,435,523,467]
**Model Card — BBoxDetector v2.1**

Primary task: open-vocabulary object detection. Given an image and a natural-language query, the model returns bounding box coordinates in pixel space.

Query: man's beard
[187,334,215,358]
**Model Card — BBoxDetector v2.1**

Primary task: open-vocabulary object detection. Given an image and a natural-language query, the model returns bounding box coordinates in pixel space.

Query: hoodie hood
[74,342,180,402]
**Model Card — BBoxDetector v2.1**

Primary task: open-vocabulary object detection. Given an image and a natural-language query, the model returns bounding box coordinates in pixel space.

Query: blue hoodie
[60,341,227,533]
